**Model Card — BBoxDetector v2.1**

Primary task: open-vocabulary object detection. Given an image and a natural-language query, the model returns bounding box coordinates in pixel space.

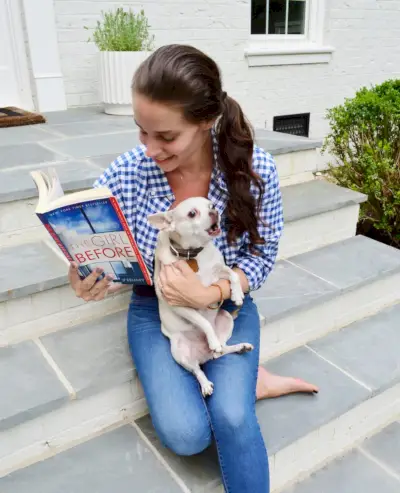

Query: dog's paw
[201,380,214,397]
[231,285,245,306]
[208,340,223,354]
[238,343,254,353]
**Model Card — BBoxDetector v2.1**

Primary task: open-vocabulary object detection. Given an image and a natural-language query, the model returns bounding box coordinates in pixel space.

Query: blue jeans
[127,292,270,493]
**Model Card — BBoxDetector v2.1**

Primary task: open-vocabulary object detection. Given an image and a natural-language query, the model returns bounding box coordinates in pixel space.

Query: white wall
[53,0,400,138]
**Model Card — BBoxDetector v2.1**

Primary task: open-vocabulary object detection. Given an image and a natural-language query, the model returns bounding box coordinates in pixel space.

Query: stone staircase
[0,107,399,492]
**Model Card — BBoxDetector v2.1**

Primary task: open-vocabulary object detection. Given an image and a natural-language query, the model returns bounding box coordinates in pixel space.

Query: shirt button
[146,249,153,256]
[150,191,155,196]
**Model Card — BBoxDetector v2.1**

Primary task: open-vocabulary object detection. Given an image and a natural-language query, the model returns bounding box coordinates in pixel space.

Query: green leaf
[324,79,400,248]
[87,8,155,52]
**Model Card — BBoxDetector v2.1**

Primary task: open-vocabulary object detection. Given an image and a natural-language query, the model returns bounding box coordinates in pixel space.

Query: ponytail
[216,95,265,247]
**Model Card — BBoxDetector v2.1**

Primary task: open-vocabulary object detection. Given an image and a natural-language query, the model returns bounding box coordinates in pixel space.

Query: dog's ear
[147,211,175,231]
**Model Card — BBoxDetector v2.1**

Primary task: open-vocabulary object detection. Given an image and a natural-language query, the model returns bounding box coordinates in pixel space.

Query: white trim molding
[246,0,334,67]
[4,0,34,110]
[245,44,334,67]
[22,0,67,112]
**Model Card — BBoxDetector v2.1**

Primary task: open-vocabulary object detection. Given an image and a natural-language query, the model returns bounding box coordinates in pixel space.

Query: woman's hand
[157,261,218,309]
[68,262,123,302]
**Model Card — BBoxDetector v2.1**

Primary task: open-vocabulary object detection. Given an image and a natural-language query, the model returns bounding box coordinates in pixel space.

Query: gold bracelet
[207,283,224,310]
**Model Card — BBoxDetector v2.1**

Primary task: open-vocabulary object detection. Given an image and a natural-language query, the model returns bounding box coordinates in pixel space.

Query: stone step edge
[1,183,366,303]
[260,270,400,362]
[261,384,399,493]
[0,141,322,205]
[2,270,399,449]
[1,371,398,492]
[3,235,400,351]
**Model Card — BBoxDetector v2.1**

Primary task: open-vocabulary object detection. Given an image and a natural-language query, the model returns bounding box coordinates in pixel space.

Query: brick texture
[53,0,400,137]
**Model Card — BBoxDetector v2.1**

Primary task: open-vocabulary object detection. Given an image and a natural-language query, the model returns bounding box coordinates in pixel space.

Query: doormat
[0,107,46,128]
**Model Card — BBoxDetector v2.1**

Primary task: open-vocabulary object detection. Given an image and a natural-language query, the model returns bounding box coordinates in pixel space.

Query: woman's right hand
[68,262,122,301]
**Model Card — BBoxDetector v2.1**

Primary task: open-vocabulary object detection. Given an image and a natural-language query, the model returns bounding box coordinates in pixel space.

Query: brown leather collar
[169,240,204,260]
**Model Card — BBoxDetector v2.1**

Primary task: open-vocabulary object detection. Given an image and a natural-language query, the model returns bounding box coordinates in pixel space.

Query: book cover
[37,196,152,286]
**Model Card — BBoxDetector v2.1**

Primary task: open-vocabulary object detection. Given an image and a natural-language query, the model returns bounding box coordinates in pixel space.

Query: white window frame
[245,0,334,67]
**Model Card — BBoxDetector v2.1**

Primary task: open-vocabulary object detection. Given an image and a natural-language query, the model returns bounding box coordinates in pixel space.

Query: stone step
[1,303,399,490]
[0,173,337,253]
[0,179,366,310]
[281,422,400,493]
[255,129,322,186]
[0,177,366,264]
[1,236,400,477]
[2,229,397,351]
[0,119,321,206]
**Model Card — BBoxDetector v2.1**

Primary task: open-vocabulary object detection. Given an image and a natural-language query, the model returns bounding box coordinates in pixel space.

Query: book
[30,168,152,286]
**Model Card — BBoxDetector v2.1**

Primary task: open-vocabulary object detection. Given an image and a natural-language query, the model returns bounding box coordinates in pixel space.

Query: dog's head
[148,197,221,248]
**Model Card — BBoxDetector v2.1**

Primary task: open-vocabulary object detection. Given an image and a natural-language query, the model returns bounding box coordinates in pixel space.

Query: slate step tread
[283,422,400,493]
[1,312,399,491]
[134,303,400,492]
[0,122,322,204]
[1,235,400,432]
[1,247,400,449]
[0,181,369,302]
[0,425,183,493]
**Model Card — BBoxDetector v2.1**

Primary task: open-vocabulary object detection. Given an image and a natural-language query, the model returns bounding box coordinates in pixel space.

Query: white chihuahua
[148,197,253,397]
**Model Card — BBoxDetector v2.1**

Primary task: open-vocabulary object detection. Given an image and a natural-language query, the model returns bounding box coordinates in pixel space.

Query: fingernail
[96,268,103,273]
[106,275,114,281]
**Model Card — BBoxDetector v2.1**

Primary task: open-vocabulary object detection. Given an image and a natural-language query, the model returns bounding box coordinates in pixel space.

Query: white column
[22,0,67,111]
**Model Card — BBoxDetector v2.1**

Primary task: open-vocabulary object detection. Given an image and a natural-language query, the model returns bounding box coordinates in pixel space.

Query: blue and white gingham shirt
[93,130,284,291]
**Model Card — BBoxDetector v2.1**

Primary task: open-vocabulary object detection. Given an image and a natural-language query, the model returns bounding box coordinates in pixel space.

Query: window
[251,0,308,36]
[246,0,334,67]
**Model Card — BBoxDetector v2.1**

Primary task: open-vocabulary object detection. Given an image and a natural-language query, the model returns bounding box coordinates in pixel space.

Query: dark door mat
[0,107,46,128]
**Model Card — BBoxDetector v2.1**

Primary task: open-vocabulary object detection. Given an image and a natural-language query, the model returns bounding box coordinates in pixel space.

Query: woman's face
[133,93,212,173]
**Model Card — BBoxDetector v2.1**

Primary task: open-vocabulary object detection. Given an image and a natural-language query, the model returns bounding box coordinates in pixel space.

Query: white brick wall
[53,0,400,138]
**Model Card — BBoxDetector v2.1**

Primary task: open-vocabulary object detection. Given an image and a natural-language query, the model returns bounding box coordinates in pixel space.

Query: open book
[31,168,152,286]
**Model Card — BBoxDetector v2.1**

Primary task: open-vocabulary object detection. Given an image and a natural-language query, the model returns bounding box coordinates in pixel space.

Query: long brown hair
[132,44,265,246]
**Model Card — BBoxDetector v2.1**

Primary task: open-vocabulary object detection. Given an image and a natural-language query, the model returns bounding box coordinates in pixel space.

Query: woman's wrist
[201,280,231,308]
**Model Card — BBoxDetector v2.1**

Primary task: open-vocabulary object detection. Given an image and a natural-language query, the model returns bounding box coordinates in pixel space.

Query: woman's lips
[154,156,173,164]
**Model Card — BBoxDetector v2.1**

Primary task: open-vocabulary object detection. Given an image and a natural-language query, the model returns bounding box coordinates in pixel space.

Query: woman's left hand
[157,261,213,309]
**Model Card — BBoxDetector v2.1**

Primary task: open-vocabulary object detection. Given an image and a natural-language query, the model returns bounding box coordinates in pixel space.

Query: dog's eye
[188,209,197,219]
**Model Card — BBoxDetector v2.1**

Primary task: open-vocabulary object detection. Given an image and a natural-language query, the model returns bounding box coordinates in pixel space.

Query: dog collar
[169,241,204,260]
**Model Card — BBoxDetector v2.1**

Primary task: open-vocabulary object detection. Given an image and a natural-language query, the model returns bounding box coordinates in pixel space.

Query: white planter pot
[99,51,150,116]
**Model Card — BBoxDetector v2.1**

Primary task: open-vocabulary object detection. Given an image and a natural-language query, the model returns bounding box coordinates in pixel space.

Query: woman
[69,44,317,493]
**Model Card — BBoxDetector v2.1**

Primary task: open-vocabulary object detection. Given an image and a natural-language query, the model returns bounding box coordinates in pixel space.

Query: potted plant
[88,8,154,115]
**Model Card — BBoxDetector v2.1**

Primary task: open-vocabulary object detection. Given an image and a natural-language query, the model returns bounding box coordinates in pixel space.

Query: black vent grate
[273,113,310,137]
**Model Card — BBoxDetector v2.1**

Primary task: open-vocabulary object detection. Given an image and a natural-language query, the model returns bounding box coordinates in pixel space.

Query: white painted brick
[51,0,400,138]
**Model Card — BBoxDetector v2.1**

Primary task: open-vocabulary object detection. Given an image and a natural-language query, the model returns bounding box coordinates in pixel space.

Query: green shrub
[323,79,400,247]
[87,8,154,52]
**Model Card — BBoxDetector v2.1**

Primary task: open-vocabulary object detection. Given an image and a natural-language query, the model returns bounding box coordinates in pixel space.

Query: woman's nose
[145,139,162,158]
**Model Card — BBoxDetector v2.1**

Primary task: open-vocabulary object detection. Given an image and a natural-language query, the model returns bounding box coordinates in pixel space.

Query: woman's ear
[200,118,216,131]
[147,211,175,231]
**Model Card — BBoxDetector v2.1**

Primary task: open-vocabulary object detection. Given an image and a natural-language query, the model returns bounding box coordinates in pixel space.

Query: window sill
[244,44,335,67]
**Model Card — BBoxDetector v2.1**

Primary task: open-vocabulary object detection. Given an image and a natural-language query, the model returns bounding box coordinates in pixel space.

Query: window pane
[268,0,287,34]
[288,0,306,34]
[251,0,267,35]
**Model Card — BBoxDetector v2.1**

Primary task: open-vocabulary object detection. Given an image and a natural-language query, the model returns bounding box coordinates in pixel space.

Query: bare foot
[256,365,319,400]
